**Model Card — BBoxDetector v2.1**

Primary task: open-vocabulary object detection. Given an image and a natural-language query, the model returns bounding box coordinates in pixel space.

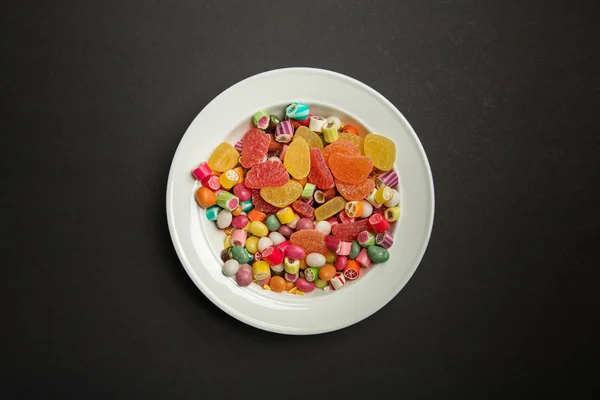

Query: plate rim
[166,67,435,334]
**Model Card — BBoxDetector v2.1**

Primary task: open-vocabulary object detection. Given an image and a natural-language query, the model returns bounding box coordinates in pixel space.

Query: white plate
[166,67,434,334]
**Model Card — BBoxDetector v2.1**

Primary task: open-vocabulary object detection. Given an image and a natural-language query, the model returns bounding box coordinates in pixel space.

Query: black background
[2,0,599,398]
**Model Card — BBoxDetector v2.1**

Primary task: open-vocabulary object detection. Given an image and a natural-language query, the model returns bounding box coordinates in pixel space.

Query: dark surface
[2,0,599,398]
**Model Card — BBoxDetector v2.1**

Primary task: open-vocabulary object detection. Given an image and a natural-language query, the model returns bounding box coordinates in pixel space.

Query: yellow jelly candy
[294,126,323,150]
[338,132,364,154]
[284,137,310,179]
[260,180,303,208]
[207,142,240,172]
[314,196,347,221]
[364,134,396,171]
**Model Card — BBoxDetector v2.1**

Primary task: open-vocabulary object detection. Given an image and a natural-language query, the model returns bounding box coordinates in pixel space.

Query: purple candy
[375,231,394,249]
[295,218,314,231]
[235,264,253,286]
[275,121,294,143]
[234,139,244,152]
[375,170,399,188]
[278,225,293,238]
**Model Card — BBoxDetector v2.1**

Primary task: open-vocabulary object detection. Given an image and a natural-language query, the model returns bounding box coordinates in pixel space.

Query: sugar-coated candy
[367,245,390,263]
[315,196,347,221]
[233,182,252,201]
[260,180,302,207]
[279,144,288,160]
[360,200,373,218]
[252,110,270,129]
[208,142,240,172]
[289,229,328,256]
[374,186,394,204]
[314,220,332,235]
[385,206,401,222]
[334,256,348,271]
[216,209,233,229]
[252,261,271,281]
[265,214,281,231]
[306,253,326,267]
[245,160,290,189]
[338,210,355,224]
[257,237,274,252]
[251,190,278,213]
[195,186,217,208]
[232,214,249,229]
[276,207,296,224]
[284,257,301,274]
[222,259,240,277]
[292,200,315,219]
[355,248,372,269]
[307,148,335,189]
[294,126,324,150]
[201,174,221,191]
[219,169,240,189]
[343,260,361,280]
[326,217,339,229]
[275,120,294,143]
[268,231,286,246]
[191,162,212,181]
[284,244,306,260]
[216,191,239,211]
[271,263,285,273]
[375,231,394,249]
[384,189,401,208]
[206,205,220,221]
[323,141,361,167]
[235,264,253,286]
[332,219,370,241]
[357,230,375,246]
[262,246,284,266]
[249,221,269,237]
[284,137,310,179]
[245,236,259,254]
[240,128,270,168]
[295,277,315,293]
[325,235,341,252]
[364,133,396,171]
[368,213,390,233]
[231,229,247,246]
[329,153,373,184]
[375,170,399,188]
[285,102,310,120]
[337,241,352,256]
[329,272,346,290]
[309,116,327,132]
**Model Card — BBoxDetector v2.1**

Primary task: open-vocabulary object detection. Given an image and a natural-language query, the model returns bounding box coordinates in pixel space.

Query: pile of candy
[192,102,399,295]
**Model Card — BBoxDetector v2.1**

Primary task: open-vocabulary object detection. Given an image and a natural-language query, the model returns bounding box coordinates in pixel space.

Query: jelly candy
[294,126,324,150]
[292,200,315,219]
[240,128,270,168]
[338,132,364,154]
[289,229,328,256]
[364,133,396,171]
[328,153,373,184]
[260,180,303,208]
[332,219,371,241]
[322,140,361,167]
[335,179,376,201]
[252,190,279,213]
[245,160,290,188]
[283,137,310,179]
[307,148,335,189]
[314,196,347,221]
[207,142,239,172]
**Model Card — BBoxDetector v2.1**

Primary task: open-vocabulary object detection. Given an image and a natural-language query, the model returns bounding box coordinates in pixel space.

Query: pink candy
[277,240,291,253]
[337,241,352,256]
[201,174,221,191]
[326,217,339,229]
[191,162,212,181]
[235,264,253,286]
[295,218,314,231]
[284,244,306,260]
[295,277,315,293]
[233,182,252,202]
[334,256,348,271]
[262,246,284,266]
[231,214,248,229]
[231,229,247,246]
[324,235,341,252]
[329,272,346,290]
[278,225,293,238]
[355,248,372,269]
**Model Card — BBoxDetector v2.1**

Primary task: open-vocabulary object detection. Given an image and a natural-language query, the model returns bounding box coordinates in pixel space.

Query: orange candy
[322,140,361,167]
[270,276,286,292]
[231,205,243,216]
[285,280,296,291]
[247,208,267,222]
[335,179,376,201]
[329,153,373,184]
[195,187,216,208]
[294,177,308,187]
[342,125,360,135]
[290,229,328,256]
[343,260,361,280]
[319,265,336,281]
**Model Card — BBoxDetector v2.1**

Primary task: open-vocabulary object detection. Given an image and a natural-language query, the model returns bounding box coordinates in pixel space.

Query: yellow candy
[338,132,364,154]
[249,221,268,237]
[364,133,396,171]
[233,166,245,182]
[385,206,401,222]
[325,252,337,264]
[374,186,393,204]
[294,126,323,150]
[276,207,296,224]
[219,169,240,189]
[252,261,270,281]
[245,235,259,254]
[224,234,232,248]
[207,142,240,172]
[260,180,303,208]
[315,196,347,221]
[284,137,310,179]
[263,284,272,290]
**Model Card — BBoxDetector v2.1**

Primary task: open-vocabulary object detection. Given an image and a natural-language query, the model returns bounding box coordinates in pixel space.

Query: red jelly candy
[332,219,371,241]
[252,190,279,213]
[307,148,335,189]
[240,128,270,168]
[292,200,315,219]
[245,160,290,188]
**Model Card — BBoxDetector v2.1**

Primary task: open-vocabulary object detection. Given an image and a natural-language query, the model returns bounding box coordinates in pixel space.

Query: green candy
[304,267,320,282]
[266,115,280,133]
[314,279,328,289]
[231,245,253,264]
[349,240,361,259]
[367,245,390,263]
[265,214,281,231]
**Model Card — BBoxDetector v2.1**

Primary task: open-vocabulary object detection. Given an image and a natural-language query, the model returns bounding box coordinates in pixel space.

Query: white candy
[258,237,274,252]
[360,200,373,218]
[314,220,332,235]
[326,116,342,130]
[306,252,326,267]
[268,231,286,246]
[384,189,401,208]
[216,210,233,229]
[270,263,284,273]
[309,116,327,132]
[286,214,300,229]
[268,156,282,163]
[222,259,240,276]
